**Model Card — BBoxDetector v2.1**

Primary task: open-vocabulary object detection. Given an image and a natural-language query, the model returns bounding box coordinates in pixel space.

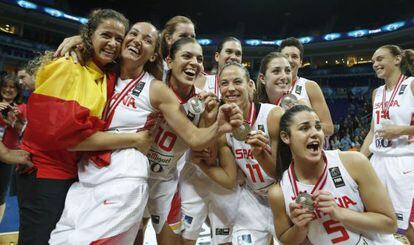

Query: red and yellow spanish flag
[21,57,115,178]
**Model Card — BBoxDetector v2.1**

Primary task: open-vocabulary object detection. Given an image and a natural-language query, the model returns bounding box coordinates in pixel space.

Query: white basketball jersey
[80,72,157,185]
[291,77,310,102]
[369,76,414,156]
[226,103,276,196]
[280,150,397,245]
[147,88,201,180]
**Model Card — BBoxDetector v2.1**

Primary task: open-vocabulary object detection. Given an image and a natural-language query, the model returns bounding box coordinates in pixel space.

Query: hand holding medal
[295,192,315,212]
[233,103,256,141]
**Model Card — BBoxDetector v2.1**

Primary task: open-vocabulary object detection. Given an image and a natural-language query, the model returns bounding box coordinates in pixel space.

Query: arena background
[0,0,413,243]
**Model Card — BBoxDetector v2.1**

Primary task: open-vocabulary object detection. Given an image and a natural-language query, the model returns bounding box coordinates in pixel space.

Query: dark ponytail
[275,105,314,182]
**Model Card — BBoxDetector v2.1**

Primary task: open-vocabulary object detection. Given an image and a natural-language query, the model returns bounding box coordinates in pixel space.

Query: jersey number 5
[323,219,349,244]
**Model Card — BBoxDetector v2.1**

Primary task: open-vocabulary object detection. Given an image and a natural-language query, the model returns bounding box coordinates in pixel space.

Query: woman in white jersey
[269,105,398,244]
[145,37,221,244]
[279,37,333,136]
[179,37,244,245]
[255,52,306,107]
[195,62,283,244]
[49,22,243,245]
[360,44,414,243]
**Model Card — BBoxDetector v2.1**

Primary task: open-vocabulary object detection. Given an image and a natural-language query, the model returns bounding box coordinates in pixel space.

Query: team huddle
[10,8,414,245]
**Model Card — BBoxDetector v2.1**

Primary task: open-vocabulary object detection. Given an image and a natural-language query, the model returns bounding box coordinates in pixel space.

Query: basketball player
[269,105,399,244]
[194,62,283,244]
[360,45,414,243]
[279,37,333,136]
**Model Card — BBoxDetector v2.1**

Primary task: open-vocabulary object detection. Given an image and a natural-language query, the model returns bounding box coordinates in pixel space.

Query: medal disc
[188,97,205,115]
[280,93,298,109]
[233,122,251,141]
[295,192,314,211]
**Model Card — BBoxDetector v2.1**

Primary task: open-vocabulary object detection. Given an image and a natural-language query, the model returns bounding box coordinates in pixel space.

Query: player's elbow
[383,215,398,234]
[323,123,334,136]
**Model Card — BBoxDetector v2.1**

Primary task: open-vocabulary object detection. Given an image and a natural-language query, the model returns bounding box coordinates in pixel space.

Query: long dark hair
[139,22,163,81]
[79,9,129,63]
[166,37,201,82]
[276,105,314,182]
[254,52,288,103]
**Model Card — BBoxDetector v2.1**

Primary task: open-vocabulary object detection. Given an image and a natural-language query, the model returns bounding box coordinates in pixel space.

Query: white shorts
[49,178,148,245]
[371,154,414,231]
[146,177,180,234]
[180,163,240,244]
[232,187,276,245]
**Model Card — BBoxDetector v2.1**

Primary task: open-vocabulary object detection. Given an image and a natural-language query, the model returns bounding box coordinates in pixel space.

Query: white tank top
[280,150,397,245]
[291,77,310,102]
[79,72,157,184]
[226,103,276,196]
[369,76,414,156]
[147,87,201,180]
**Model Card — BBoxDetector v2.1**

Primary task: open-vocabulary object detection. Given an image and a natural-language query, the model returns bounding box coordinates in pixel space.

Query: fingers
[54,37,69,57]
[289,202,315,227]
[245,131,269,147]
[191,149,211,159]
[70,50,78,64]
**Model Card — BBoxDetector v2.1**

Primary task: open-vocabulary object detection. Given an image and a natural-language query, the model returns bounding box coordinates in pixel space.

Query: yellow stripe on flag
[34,57,107,118]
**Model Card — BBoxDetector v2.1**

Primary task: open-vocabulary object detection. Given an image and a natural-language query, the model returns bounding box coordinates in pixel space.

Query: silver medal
[280,93,298,109]
[233,122,251,141]
[188,97,205,115]
[295,192,314,211]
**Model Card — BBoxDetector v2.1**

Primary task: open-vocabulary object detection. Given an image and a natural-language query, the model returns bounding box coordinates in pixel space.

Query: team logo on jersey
[399,85,407,95]
[295,85,302,95]
[131,82,146,97]
[215,228,230,235]
[184,215,193,225]
[151,215,160,224]
[329,167,345,188]
[237,234,253,245]
[396,213,404,221]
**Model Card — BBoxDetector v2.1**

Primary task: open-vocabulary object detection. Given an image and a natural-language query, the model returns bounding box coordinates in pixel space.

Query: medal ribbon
[287,152,328,198]
[102,71,145,121]
[381,74,406,119]
[245,102,257,126]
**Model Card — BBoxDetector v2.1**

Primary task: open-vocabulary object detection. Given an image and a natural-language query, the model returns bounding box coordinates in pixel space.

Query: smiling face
[281,110,324,163]
[1,80,18,103]
[167,41,203,87]
[215,40,242,70]
[280,46,302,78]
[260,57,292,102]
[121,22,158,67]
[219,65,253,111]
[91,18,126,67]
[371,47,401,80]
